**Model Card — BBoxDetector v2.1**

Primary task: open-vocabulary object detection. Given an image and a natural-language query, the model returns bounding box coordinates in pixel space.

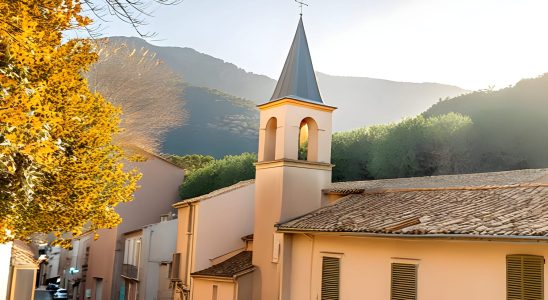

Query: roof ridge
[362,182,548,194]
[174,179,255,207]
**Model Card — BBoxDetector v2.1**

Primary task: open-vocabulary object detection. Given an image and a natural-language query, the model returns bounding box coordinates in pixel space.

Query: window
[507,254,544,300]
[391,263,417,300]
[212,285,218,300]
[321,256,340,300]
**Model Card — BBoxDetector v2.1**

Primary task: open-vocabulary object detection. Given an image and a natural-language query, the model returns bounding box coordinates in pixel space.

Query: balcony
[121,264,139,280]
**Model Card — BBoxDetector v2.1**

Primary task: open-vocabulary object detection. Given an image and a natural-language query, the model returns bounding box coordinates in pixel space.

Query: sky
[89,0,548,91]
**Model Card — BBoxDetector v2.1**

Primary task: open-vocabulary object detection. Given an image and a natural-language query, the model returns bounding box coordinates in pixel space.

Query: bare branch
[82,0,184,38]
[86,39,187,152]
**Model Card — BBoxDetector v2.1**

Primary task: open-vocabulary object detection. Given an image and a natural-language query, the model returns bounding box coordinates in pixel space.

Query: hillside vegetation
[176,74,548,196]
[179,153,256,199]
[332,74,548,181]
[161,86,258,157]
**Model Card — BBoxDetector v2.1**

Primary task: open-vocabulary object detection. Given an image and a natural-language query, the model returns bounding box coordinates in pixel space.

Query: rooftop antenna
[294,0,308,16]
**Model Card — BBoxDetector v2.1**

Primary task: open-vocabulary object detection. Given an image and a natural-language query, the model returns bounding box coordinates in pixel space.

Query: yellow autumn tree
[0,0,140,246]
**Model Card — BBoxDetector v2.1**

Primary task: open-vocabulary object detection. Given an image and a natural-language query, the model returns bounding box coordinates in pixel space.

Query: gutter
[275,229,548,242]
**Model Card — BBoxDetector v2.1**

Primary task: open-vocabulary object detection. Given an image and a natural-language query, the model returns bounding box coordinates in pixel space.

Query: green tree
[179,153,256,199]
[368,113,473,178]
[166,154,215,174]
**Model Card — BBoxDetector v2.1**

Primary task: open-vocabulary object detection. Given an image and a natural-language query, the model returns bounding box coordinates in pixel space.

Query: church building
[172,16,548,300]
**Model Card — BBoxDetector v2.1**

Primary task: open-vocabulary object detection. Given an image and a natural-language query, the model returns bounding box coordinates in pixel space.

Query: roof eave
[276,229,548,242]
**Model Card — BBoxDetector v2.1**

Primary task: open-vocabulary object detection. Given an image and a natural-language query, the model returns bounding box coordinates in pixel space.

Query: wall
[193,183,255,272]
[253,164,331,300]
[83,228,116,300]
[236,272,253,300]
[140,218,178,300]
[46,246,61,280]
[0,242,12,299]
[289,234,548,300]
[111,154,184,300]
[191,278,234,300]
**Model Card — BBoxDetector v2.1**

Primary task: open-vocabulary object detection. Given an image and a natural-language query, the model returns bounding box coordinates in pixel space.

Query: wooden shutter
[507,254,544,300]
[321,256,340,300]
[391,263,417,300]
[170,253,181,280]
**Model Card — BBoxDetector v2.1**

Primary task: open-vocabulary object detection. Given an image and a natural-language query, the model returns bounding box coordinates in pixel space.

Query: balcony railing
[121,264,138,280]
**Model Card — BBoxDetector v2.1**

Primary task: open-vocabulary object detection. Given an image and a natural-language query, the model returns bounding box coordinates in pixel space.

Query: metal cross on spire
[294,0,309,16]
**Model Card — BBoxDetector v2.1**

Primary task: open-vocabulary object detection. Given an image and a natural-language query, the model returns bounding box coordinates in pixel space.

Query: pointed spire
[270,17,323,103]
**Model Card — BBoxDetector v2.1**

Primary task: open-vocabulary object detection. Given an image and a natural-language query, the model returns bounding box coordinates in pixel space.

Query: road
[34,289,53,300]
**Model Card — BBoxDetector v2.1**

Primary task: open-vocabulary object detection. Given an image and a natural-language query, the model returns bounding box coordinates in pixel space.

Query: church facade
[172,16,548,300]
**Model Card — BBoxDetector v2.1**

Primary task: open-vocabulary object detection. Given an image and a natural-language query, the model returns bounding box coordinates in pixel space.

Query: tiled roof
[280,169,548,238]
[174,179,255,207]
[12,240,38,267]
[325,168,548,194]
[191,251,253,278]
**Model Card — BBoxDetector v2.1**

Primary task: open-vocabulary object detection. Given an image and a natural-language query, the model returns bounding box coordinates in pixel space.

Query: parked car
[46,283,59,296]
[53,288,68,299]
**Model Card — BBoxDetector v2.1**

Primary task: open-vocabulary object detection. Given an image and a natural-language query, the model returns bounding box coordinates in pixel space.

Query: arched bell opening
[263,117,277,161]
[298,117,318,161]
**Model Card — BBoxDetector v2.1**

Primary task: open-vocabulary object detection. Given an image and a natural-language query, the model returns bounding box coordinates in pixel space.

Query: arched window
[298,117,318,161]
[263,117,277,161]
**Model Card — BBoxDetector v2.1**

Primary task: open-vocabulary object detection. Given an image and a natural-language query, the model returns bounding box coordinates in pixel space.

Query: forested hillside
[425,74,548,169]
[332,74,548,181]
[161,86,258,157]
[173,74,548,197]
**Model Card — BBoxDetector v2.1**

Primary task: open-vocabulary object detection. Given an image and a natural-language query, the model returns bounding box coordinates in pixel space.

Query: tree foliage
[0,0,140,245]
[165,154,214,175]
[425,73,548,171]
[179,153,256,200]
[332,113,474,181]
[86,40,186,152]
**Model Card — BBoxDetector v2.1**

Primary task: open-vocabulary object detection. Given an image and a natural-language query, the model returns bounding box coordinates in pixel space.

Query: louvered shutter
[170,253,182,280]
[391,263,417,300]
[321,256,340,300]
[507,254,544,300]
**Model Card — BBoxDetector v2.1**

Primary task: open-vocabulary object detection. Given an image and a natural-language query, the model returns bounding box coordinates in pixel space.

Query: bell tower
[252,16,336,300]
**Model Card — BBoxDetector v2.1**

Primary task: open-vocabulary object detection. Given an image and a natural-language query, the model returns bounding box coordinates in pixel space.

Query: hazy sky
[92,0,548,91]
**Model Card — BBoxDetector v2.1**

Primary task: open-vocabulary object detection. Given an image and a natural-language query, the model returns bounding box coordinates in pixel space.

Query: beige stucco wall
[0,242,12,300]
[236,272,253,300]
[194,183,255,272]
[253,99,334,300]
[175,182,255,299]
[113,155,185,300]
[191,278,234,300]
[257,100,333,163]
[84,228,116,300]
[289,234,548,300]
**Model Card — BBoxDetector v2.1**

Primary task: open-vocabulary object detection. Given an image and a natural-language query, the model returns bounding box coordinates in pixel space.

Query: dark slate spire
[270,17,323,103]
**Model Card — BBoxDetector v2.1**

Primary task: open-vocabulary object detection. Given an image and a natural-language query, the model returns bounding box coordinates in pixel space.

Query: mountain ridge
[106,36,470,155]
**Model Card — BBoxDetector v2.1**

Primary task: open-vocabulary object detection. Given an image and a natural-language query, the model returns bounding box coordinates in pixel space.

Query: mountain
[162,86,258,157]
[107,36,469,155]
[316,73,468,131]
[107,36,276,102]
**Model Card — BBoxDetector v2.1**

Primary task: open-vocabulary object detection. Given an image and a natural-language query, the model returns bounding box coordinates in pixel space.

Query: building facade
[66,151,184,300]
[172,180,255,300]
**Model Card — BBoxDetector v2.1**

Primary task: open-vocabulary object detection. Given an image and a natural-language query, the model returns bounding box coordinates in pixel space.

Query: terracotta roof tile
[281,169,548,238]
[191,251,253,278]
[12,240,38,267]
[325,168,548,194]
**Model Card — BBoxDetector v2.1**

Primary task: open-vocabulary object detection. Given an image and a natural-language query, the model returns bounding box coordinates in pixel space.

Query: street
[34,289,53,300]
